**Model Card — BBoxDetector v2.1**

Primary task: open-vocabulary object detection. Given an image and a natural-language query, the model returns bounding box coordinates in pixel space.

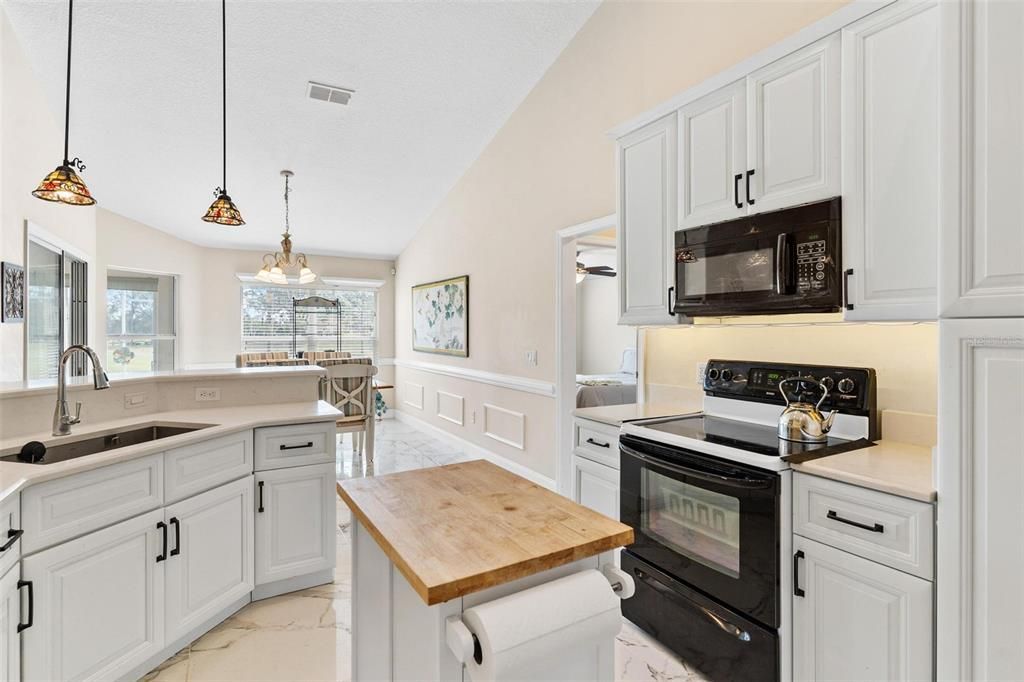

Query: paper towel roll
[460,569,622,682]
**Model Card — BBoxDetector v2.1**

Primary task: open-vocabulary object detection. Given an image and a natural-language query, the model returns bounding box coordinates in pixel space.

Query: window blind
[240,284,378,359]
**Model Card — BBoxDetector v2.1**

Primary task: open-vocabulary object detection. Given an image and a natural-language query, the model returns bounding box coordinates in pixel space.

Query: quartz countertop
[791,440,935,502]
[573,401,702,427]
[337,459,634,605]
[0,400,341,504]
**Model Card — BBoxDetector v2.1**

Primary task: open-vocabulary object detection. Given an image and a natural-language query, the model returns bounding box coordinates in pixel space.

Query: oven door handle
[633,567,752,642]
[621,445,774,489]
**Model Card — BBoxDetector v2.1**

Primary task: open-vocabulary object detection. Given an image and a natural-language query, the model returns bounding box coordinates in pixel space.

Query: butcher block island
[338,459,635,681]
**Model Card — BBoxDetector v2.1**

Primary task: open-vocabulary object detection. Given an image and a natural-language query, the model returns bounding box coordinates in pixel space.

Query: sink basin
[2,424,212,466]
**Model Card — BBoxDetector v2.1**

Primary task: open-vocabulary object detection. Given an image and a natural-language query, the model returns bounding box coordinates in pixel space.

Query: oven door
[619,434,780,627]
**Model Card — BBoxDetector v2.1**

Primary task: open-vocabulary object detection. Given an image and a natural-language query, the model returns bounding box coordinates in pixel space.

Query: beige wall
[0,10,98,381]
[394,0,850,478]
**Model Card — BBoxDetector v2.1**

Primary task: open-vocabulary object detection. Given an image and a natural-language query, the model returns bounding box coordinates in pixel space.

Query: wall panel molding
[394,359,555,397]
[436,390,464,426]
[402,382,424,410]
[483,403,526,451]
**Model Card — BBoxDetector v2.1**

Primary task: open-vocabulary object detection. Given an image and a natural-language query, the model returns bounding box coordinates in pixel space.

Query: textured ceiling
[4,0,598,258]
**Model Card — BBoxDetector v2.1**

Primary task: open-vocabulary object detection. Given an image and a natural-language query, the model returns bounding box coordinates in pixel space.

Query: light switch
[124,392,148,409]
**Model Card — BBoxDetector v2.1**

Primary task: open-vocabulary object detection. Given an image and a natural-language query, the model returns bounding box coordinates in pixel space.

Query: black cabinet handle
[585,438,611,449]
[17,580,33,633]
[169,517,181,557]
[156,521,167,562]
[258,480,265,513]
[827,509,884,533]
[667,286,676,317]
[0,528,23,553]
[843,268,855,311]
[745,169,756,205]
[733,173,743,209]
[279,441,313,451]
[794,550,805,597]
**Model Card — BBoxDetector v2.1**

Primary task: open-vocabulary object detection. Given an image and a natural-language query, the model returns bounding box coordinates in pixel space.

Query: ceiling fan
[576,259,616,283]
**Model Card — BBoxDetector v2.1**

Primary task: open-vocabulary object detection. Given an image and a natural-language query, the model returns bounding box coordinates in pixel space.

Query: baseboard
[252,569,335,601]
[391,410,557,490]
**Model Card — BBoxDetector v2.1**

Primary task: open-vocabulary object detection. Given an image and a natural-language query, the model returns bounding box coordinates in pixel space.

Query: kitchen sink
[1,424,212,466]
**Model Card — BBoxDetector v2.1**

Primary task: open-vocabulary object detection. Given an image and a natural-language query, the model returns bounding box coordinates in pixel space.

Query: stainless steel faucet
[53,344,111,436]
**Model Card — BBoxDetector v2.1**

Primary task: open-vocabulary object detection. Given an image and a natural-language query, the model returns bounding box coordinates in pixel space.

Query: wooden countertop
[573,401,702,427]
[791,440,935,502]
[337,459,634,605]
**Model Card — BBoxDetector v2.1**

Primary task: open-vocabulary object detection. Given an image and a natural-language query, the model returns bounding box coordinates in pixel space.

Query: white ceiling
[4,0,598,259]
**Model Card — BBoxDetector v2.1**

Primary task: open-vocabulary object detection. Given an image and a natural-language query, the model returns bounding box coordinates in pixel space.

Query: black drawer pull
[585,438,611,449]
[279,441,314,451]
[827,509,884,533]
[0,528,23,553]
[258,480,265,513]
[17,580,33,633]
[169,517,181,557]
[793,550,805,597]
[156,521,167,562]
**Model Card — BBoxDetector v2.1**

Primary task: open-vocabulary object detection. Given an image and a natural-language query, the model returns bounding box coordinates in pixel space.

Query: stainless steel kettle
[777,377,837,443]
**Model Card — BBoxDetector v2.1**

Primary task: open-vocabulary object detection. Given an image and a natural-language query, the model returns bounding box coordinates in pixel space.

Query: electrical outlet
[525,350,538,367]
[471,410,477,424]
[696,362,707,387]
[124,392,148,409]
[195,387,221,402]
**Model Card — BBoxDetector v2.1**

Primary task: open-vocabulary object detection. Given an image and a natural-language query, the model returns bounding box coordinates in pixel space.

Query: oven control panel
[703,359,876,417]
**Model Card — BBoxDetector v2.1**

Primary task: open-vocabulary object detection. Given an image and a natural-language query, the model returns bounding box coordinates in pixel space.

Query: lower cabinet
[21,509,165,682]
[0,564,21,682]
[255,463,336,587]
[572,456,620,521]
[792,535,932,681]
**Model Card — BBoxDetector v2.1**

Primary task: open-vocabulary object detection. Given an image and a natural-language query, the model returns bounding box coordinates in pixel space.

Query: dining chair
[320,361,378,463]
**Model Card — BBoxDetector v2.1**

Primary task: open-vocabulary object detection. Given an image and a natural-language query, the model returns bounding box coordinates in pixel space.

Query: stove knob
[707,368,720,381]
[837,377,856,394]
[820,376,835,391]
[799,376,817,391]
[721,369,733,382]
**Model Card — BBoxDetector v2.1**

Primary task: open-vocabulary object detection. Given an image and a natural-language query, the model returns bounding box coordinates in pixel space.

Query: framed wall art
[1,261,25,323]
[412,275,468,357]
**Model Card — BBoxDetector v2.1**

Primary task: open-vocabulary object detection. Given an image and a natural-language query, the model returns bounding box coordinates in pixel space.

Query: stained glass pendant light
[202,0,244,226]
[31,0,95,206]
[255,171,317,285]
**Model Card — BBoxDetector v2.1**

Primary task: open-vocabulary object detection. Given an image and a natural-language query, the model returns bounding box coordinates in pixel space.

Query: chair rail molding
[392,359,555,397]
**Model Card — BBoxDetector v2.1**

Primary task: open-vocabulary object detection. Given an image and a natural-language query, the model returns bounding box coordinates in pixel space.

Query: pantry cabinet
[938,0,1024,318]
[617,113,679,325]
[841,0,940,320]
[792,535,932,681]
[0,564,20,682]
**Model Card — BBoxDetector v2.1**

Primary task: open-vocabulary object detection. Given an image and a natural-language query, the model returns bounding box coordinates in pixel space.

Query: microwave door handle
[775,234,790,295]
[620,445,773,489]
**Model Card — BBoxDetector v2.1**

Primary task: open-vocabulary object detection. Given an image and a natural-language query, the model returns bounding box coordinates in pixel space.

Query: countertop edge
[790,464,936,503]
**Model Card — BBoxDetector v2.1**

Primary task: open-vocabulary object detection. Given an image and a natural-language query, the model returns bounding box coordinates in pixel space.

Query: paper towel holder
[601,564,635,600]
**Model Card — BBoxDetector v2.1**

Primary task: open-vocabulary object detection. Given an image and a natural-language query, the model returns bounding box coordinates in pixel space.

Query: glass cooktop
[636,414,869,461]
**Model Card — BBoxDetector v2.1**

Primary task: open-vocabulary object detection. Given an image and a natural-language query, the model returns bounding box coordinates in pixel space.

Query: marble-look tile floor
[144,419,706,682]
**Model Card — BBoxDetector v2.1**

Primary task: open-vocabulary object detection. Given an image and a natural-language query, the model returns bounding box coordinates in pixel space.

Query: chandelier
[255,170,316,285]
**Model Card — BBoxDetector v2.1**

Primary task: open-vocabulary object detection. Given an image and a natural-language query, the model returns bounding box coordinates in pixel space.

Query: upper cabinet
[938,0,1024,318]
[747,34,842,213]
[617,113,680,325]
[841,0,940,320]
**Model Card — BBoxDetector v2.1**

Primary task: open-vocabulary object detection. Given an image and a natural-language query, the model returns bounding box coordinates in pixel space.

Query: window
[26,238,88,380]
[106,271,176,374]
[241,284,378,359]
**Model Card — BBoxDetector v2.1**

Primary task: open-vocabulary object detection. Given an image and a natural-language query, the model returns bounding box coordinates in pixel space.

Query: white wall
[576,247,634,375]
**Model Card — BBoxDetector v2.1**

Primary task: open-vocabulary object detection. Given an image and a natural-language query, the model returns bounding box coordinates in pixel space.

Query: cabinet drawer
[254,422,336,471]
[22,454,163,555]
[165,430,253,503]
[794,473,933,580]
[0,494,20,579]
[573,419,620,469]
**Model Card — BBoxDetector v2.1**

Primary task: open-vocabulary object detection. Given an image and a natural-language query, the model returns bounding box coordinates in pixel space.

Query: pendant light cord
[221,0,227,193]
[63,0,73,165]
[284,174,290,235]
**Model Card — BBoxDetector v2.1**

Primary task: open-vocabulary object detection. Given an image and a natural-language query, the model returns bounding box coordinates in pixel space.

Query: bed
[576,348,637,408]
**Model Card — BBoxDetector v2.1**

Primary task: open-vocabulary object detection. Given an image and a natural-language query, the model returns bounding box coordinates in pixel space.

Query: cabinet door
[255,463,336,586]
[938,0,1024,317]
[678,81,747,228]
[164,477,254,643]
[617,113,679,325]
[573,456,619,521]
[842,1,939,321]
[0,565,20,682]
[21,509,165,682]
[747,33,841,213]
[793,535,932,681]
[937,319,1024,680]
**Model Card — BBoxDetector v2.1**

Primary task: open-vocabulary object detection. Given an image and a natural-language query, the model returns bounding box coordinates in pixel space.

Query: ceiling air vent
[307,81,354,106]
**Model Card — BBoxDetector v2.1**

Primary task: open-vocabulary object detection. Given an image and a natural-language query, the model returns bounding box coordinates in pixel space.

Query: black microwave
[672,197,842,317]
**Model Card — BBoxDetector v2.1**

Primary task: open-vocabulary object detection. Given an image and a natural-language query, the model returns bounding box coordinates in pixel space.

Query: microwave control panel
[795,238,829,292]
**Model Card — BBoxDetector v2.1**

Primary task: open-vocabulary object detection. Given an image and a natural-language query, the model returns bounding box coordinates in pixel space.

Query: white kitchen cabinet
[937,318,1024,680]
[0,564,20,682]
[842,1,939,321]
[164,476,253,643]
[678,80,747,229]
[21,509,165,682]
[938,0,1024,318]
[572,456,619,521]
[255,463,336,590]
[793,535,932,681]
[617,113,680,325]
[746,33,841,213]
